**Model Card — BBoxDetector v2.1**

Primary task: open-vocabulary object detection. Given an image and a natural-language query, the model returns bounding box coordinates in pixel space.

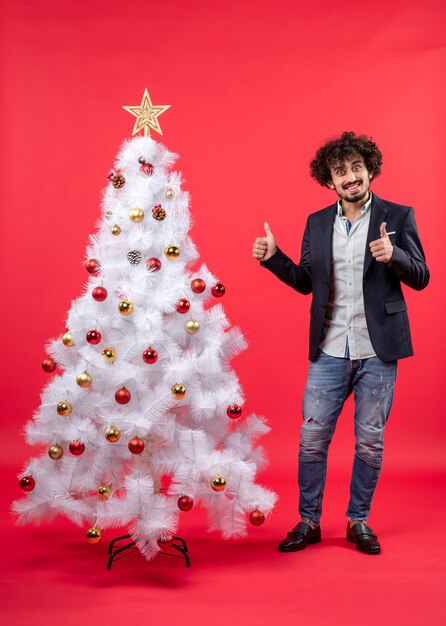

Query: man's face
[327,156,372,204]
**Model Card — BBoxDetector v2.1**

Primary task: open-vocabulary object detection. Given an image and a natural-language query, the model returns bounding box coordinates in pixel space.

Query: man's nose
[346,169,357,182]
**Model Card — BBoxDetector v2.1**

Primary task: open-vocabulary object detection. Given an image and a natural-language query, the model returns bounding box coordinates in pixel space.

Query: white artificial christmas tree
[13,89,276,561]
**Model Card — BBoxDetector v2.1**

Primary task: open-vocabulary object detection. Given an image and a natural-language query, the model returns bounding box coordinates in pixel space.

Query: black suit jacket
[261,194,429,362]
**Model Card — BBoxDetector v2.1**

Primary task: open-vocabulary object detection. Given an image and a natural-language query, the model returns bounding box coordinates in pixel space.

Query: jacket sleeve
[260,218,312,294]
[387,207,430,291]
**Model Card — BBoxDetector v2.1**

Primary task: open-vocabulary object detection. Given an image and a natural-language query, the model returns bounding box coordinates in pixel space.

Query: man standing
[253,131,429,554]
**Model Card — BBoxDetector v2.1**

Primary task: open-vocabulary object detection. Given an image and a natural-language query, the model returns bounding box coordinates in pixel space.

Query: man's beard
[341,185,369,203]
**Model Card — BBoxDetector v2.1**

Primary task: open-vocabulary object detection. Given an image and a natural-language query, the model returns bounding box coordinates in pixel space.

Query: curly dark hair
[310,131,383,187]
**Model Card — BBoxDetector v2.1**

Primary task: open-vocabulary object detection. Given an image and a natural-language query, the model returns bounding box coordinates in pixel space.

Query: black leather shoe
[346,522,381,554]
[278,521,321,552]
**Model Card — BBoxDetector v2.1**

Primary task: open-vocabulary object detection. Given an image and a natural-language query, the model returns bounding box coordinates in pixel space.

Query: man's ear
[369,172,373,180]
[327,181,335,189]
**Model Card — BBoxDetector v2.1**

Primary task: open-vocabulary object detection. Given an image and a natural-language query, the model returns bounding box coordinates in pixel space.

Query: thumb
[264,221,273,237]
[380,222,388,238]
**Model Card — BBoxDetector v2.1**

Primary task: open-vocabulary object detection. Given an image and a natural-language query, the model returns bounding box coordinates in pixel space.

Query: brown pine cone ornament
[152,205,166,221]
[111,174,126,188]
[127,250,142,265]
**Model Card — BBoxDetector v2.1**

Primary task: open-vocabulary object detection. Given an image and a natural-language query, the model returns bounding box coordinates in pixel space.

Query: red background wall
[2,0,443,470]
[1,1,445,624]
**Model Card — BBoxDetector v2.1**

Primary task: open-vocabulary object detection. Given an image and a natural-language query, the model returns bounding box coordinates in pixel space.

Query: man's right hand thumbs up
[253,221,277,262]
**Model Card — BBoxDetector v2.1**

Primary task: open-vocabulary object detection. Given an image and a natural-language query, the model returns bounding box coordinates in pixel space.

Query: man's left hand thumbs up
[369,221,394,263]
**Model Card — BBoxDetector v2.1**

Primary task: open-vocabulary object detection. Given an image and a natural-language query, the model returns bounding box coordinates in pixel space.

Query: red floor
[3,465,445,626]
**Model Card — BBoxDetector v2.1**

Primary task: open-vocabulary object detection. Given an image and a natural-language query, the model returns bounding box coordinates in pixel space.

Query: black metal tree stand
[107,534,190,569]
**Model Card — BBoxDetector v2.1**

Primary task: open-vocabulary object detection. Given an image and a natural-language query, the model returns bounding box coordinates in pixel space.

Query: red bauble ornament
[157,535,174,549]
[211,283,226,298]
[178,496,194,512]
[142,348,158,364]
[86,330,102,344]
[92,286,107,302]
[85,259,100,275]
[42,357,57,373]
[176,299,190,314]
[191,278,206,294]
[140,162,154,176]
[128,437,145,454]
[69,441,85,456]
[146,257,162,272]
[20,476,36,492]
[227,404,242,419]
[249,510,265,526]
[115,387,131,404]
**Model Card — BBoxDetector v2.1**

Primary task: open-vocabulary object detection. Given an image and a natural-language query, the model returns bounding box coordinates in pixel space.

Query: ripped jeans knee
[299,417,335,463]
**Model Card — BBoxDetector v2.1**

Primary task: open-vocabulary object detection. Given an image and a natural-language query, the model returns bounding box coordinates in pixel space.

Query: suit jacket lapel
[363,194,387,276]
[319,203,337,278]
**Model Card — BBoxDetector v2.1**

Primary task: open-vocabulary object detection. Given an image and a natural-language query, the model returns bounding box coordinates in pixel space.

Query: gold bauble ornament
[118,300,134,316]
[97,484,112,500]
[164,245,180,260]
[86,527,102,544]
[111,224,121,236]
[57,401,72,416]
[102,348,116,363]
[48,444,64,460]
[76,371,93,388]
[165,187,175,200]
[129,208,144,223]
[105,425,121,442]
[171,384,186,400]
[211,476,227,492]
[185,318,200,334]
[62,332,74,346]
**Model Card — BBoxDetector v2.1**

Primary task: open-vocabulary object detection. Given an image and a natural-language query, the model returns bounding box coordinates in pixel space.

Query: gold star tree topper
[123,88,171,137]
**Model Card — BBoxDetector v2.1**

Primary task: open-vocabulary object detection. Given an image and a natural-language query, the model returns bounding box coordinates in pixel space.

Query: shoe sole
[346,534,381,555]
[278,536,322,552]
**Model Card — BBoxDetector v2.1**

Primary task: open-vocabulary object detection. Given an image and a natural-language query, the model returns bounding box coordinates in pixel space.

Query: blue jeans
[298,350,397,525]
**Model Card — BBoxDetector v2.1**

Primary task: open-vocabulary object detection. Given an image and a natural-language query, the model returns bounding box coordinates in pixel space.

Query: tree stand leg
[107,535,191,569]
